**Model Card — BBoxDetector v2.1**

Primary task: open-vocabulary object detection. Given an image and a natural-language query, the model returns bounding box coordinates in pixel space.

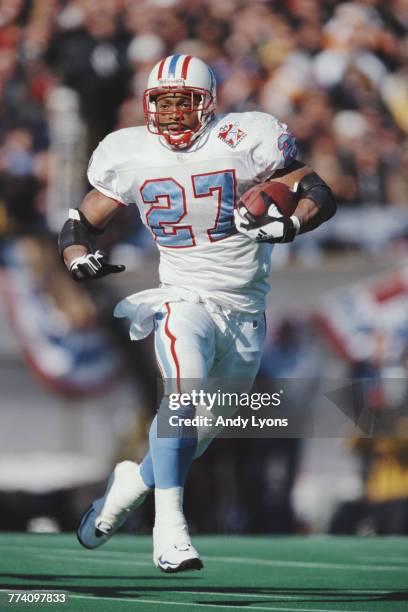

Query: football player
[59,55,336,572]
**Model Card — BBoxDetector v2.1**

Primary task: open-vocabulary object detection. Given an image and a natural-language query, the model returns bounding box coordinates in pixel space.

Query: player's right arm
[59,188,126,281]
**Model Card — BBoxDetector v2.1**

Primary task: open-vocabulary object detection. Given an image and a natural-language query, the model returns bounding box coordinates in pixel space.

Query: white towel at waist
[113,286,228,341]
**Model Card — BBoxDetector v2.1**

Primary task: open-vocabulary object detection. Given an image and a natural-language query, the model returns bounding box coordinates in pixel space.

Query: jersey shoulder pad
[240,111,290,139]
[88,126,150,204]
[212,112,289,151]
[211,112,256,151]
[99,126,148,166]
[222,112,298,177]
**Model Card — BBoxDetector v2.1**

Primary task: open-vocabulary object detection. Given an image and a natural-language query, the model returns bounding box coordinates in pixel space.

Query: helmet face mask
[143,55,217,149]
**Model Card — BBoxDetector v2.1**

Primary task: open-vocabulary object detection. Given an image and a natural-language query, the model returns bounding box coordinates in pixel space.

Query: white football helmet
[143,55,217,149]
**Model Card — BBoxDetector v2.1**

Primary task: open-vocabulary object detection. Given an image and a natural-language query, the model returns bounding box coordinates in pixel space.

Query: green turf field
[0,534,406,611]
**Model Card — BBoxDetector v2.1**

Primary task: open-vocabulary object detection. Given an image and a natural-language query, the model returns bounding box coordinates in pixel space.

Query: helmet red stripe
[157,59,165,79]
[181,55,192,79]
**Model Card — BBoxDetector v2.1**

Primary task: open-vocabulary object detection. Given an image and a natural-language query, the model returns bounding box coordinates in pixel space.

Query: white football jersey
[88,112,297,313]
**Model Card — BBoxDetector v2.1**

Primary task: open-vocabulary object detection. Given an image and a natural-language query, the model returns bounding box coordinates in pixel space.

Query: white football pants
[154,301,266,457]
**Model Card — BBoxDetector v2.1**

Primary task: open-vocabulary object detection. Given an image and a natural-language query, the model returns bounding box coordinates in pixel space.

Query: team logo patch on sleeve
[218,123,247,148]
[278,132,298,162]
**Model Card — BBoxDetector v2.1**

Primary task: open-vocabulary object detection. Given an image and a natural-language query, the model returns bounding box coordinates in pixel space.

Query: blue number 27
[140,170,237,248]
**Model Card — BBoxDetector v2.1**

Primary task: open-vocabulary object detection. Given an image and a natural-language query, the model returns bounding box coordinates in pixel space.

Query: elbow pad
[58,208,104,259]
[297,172,337,222]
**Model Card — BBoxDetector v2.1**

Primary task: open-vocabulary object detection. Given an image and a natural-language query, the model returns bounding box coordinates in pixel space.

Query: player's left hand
[234,194,300,244]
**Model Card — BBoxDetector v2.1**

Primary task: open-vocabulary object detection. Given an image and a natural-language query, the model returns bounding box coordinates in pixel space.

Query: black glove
[234,192,300,243]
[69,250,125,281]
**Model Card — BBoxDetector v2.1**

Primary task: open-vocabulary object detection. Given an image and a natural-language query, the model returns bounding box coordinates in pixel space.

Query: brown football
[240,181,298,218]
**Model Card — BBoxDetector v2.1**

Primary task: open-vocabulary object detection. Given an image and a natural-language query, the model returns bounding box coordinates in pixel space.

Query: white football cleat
[152,487,203,573]
[156,542,203,573]
[77,461,151,549]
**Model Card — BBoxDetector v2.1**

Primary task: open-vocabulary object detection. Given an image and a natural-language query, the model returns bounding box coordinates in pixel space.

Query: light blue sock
[140,451,154,489]
[143,402,197,489]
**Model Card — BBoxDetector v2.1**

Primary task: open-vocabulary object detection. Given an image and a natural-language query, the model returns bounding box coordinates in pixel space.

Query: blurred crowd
[0,0,407,239]
[1,0,408,535]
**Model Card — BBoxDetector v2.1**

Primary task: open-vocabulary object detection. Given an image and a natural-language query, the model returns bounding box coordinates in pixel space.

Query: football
[239,181,298,218]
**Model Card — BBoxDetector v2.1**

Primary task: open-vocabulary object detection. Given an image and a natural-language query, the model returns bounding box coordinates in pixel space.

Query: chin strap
[162,130,194,148]
[160,113,214,149]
